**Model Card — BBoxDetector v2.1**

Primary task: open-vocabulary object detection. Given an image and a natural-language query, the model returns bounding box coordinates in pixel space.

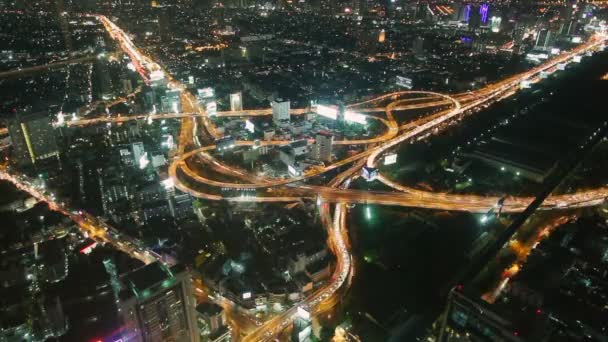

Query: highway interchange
[1,14,607,341]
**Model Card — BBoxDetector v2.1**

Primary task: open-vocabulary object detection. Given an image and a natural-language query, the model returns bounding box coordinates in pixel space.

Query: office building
[412,36,425,56]
[162,89,182,113]
[535,29,554,51]
[122,78,134,94]
[8,110,59,166]
[291,308,312,342]
[437,289,525,341]
[312,132,333,162]
[230,92,243,111]
[272,98,290,124]
[196,302,231,342]
[95,58,114,100]
[117,262,199,342]
[131,142,146,167]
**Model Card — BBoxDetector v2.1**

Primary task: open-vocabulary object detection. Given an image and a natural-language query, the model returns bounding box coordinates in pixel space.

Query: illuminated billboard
[384,153,397,165]
[519,80,532,89]
[80,241,98,254]
[315,105,338,120]
[573,55,582,63]
[206,101,217,116]
[198,87,214,98]
[557,63,566,70]
[396,76,413,89]
[344,110,366,124]
[571,36,582,43]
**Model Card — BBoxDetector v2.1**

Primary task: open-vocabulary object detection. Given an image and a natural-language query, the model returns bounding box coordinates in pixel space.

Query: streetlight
[365,206,371,220]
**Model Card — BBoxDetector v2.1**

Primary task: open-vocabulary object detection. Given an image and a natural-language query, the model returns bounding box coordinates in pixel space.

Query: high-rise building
[378,29,386,43]
[490,16,502,33]
[117,262,199,342]
[313,132,333,162]
[196,302,231,341]
[96,57,114,100]
[412,36,425,56]
[291,308,312,342]
[272,98,290,124]
[230,92,243,111]
[535,29,554,50]
[162,89,182,113]
[131,142,146,167]
[468,5,482,30]
[122,78,134,94]
[8,110,59,166]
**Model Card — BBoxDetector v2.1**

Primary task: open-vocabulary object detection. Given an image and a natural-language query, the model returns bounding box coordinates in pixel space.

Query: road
[0,55,98,79]
[0,165,159,265]
[0,14,602,342]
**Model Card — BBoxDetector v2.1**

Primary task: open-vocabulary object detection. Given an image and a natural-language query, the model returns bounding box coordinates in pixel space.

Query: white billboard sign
[315,105,338,120]
[384,153,397,165]
[396,76,413,89]
[344,110,367,124]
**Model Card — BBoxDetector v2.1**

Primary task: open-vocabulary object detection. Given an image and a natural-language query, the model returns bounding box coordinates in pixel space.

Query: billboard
[206,101,217,116]
[245,120,255,133]
[198,87,214,98]
[344,110,366,124]
[557,63,566,70]
[188,75,194,84]
[519,80,532,89]
[315,105,338,120]
[384,153,397,165]
[573,55,582,63]
[396,76,413,89]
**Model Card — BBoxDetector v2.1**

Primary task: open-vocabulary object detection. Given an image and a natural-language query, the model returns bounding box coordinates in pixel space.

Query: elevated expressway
[2,14,601,341]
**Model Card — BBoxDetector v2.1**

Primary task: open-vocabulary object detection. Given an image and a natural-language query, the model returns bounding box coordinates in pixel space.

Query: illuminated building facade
[117,263,199,342]
[7,109,59,166]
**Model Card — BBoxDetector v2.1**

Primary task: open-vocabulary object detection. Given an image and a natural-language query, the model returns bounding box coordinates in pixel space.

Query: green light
[162,278,174,288]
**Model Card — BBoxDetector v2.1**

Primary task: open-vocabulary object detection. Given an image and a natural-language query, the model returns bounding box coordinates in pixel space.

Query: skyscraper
[272,98,290,124]
[313,132,333,162]
[535,29,554,50]
[230,92,243,111]
[412,36,425,56]
[7,109,59,166]
[96,57,114,100]
[196,302,231,341]
[117,262,199,342]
